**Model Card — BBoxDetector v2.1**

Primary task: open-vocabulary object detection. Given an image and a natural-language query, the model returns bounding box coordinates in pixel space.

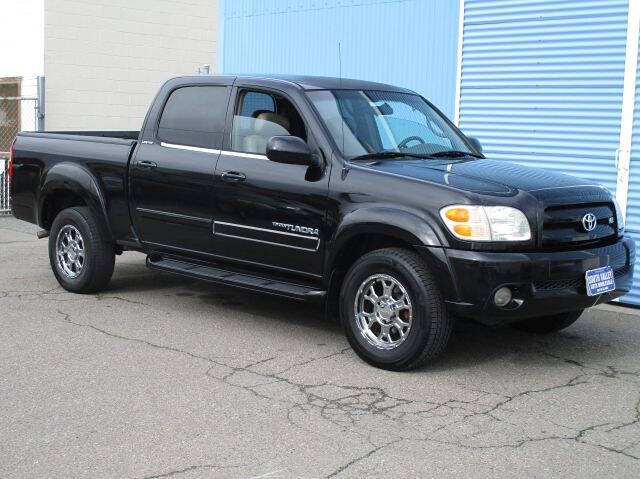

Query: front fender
[326,207,445,268]
[332,206,444,245]
[326,207,459,302]
[39,162,112,236]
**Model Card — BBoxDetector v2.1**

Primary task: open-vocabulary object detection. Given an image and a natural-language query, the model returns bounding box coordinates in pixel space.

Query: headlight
[440,205,531,241]
[613,198,625,233]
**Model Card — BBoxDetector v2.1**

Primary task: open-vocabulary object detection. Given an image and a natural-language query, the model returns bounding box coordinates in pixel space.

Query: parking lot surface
[1,215,640,478]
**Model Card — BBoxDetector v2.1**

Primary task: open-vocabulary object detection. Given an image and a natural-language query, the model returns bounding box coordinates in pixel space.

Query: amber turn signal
[445,208,469,222]
[453,224,472,236]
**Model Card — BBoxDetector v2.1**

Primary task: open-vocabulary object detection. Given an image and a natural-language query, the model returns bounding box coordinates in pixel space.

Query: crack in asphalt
[96,294,152,307]
[134,460,277,479]
[56,309,229,365]
[0,240,39,244]
[3,241,639,476]
[0,287,153,307]
[4,219,640,475]
[134,464,222,479]
[51,306,640,469]
[325,441,394,478]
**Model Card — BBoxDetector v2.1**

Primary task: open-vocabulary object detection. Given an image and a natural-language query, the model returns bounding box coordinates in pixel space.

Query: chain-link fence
[0,95,39,215]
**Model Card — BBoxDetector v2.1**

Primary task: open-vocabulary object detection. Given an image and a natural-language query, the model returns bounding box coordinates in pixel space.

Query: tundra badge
[272,222,319,236]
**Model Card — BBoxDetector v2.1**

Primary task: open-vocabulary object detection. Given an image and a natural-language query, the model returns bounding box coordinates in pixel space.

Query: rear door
[131,83,231,254]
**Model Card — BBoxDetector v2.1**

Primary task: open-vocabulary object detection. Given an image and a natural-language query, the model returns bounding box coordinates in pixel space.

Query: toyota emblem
[582,213,597,232]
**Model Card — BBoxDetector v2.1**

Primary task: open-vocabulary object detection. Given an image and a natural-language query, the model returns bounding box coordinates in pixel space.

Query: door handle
[136,160,157,169]
[221,171,246,182]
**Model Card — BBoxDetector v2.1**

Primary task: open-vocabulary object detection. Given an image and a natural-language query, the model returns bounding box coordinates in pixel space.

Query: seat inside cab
[231,90,306,155]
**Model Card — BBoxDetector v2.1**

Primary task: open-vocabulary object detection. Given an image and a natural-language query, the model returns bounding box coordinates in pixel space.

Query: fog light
[494,287,512,307]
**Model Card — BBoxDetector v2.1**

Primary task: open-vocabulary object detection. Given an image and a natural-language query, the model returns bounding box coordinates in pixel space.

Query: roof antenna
[338,42,343,87]
[338,42,345,159]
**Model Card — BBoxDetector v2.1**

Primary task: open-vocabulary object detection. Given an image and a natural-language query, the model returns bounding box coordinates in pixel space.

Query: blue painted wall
[219,0,460,118]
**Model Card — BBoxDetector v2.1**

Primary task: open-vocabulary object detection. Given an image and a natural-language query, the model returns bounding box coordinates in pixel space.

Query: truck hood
[355,157,611,203]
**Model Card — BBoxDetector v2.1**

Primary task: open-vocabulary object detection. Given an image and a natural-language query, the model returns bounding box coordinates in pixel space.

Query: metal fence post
[37,76,45,132]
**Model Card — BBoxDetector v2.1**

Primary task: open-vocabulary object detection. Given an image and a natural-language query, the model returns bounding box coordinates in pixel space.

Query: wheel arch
[39,162,112,238]
[325,207,445,275]
[324,208,455,318]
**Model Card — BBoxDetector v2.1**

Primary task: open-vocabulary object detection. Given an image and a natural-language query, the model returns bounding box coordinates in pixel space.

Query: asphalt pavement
[1,215,639,478]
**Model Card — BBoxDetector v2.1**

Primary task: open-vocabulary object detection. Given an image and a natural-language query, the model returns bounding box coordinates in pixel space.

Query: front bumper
[420,236,635,325]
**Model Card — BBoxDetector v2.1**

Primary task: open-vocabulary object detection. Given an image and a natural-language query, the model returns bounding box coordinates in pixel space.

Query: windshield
[306,89,477,159]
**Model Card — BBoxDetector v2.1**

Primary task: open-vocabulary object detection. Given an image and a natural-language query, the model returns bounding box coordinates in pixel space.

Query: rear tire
[512,310,583,334]
[48,206,115,293]
[339,248,453,371]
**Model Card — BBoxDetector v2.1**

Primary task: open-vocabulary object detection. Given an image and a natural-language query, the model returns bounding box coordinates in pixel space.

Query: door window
[239,91,275,117]
[231,89,307,155]
[158,86,230,149]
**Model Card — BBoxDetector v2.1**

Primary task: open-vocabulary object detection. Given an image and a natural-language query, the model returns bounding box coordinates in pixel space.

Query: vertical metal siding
[622,32,640,305]
[221,0,460,118]
[458,0,628,194]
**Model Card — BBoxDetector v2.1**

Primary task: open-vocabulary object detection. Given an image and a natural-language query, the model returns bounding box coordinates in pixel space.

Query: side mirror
[467,136,483,154]
[266,136,320,167]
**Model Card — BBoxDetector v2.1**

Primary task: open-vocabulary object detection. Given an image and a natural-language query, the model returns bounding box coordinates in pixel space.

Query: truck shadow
[197,285,633,372]
[105,258,633,372]
[429,319,600,372]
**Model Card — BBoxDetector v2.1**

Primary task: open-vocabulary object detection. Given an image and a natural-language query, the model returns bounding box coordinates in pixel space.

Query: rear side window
[157,86,229,149]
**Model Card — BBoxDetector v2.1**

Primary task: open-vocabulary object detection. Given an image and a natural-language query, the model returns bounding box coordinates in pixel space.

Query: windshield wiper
[349,151,436,162]
[429,150,482,158]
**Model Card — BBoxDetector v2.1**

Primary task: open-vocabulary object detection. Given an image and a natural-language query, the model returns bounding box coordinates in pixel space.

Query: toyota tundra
[8,75,635,370]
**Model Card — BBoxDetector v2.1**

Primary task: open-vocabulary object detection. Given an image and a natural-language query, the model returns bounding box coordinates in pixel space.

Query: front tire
[48,206,115,293]
[512,310,584,334]
[339,248,452,371]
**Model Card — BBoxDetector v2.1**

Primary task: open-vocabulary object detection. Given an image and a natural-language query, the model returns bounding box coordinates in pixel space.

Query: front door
[131,84,230,254]
[211,87,330,277]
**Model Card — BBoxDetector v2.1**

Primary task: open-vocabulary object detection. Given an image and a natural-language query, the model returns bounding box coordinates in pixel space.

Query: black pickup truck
[9,75,635,370]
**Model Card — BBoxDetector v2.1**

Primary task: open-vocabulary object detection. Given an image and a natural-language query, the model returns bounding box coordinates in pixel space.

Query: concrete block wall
[44,0,217,130]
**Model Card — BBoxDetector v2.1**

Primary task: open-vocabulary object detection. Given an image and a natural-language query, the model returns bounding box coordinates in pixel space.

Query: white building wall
[0,0,44,132]
[44,0,218,130]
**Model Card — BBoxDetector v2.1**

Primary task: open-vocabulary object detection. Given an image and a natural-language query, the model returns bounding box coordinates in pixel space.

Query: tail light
[8,141,14,185]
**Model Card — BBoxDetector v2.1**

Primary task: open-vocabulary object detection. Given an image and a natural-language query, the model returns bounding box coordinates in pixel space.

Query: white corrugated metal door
[458,0,629,194]
[623,32,640,305]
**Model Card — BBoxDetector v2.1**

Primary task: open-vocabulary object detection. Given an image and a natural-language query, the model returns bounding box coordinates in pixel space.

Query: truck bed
[11,131,139,241]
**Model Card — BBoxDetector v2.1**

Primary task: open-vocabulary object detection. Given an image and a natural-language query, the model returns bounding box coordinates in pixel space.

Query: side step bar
[146,256,326,301]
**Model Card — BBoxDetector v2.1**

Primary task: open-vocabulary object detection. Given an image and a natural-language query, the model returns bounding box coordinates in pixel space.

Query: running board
[146,256,326,301]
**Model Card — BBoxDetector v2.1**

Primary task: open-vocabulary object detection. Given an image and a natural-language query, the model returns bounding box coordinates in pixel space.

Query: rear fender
[39,162,112,237]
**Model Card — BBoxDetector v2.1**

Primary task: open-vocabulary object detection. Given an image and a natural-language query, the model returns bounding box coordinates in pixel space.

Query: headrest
[255,112,290,132]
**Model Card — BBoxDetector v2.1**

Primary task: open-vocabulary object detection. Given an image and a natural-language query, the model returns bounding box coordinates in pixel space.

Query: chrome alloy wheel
[55,225,85,278]
[354,274,413,350]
